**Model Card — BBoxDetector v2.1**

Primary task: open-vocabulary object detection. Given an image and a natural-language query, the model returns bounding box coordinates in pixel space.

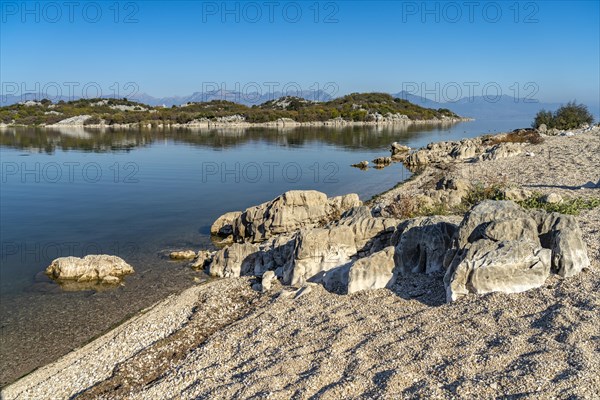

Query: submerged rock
[169,250,197,260]
[352,161,369,169]
[45,255,134,284]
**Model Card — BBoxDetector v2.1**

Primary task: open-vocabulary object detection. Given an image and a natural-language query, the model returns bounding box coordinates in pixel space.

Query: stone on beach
[443,200,589,301]
[45,255,134,284]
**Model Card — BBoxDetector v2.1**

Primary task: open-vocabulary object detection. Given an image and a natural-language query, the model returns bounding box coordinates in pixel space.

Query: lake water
[0,118,529,385]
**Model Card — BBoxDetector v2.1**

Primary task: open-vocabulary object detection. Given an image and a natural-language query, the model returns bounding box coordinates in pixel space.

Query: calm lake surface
[0,118,528,385]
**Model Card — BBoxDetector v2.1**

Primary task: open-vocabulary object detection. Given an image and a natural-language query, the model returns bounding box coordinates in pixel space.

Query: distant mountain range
[391,91,569,121]
[2,89,598,121]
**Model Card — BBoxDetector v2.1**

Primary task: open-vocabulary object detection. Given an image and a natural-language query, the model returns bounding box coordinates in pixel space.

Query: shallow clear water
[0,118,528,384]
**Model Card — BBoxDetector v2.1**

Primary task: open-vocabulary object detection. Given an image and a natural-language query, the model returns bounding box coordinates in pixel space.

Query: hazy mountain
[392,91,600,121]
[1,90,333,107]
[2,89,597,122]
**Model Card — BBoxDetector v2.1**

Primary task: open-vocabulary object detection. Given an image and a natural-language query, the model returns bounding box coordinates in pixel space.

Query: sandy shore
[3,131,599,399]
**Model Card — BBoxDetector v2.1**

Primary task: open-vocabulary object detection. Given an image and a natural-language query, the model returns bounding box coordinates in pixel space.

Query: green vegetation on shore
[532,102,594,130]
[0,93,462,126]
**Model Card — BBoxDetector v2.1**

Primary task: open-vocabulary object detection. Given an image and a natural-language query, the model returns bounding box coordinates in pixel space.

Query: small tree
[532,109,554,128]
[553,101,594,129]
[532,102,594,129]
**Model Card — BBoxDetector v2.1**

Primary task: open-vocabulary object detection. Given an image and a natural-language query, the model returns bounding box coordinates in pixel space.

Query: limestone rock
[347,246,396,294]
[480,143,524,161]
[405,138,484,166]
[208,243,259,278]
[261,270,277,292]
[210,211,242,236]
[540,192,563,204]
[333,206,399,254]
[352,161,369,169]
[537,213,590,277]
[45,255,134,283]
[253,234,296,276]
[169,250,197,260]
[502,187,532,201]
[391,142,410,156]
[372,157,392,165]
[394,217,458,275]
[283,225,357,286]
[232,190,361,243]
[190,250,214,270]
[451,200,534,250]
[443,201,589,302]
[445,240,551,301]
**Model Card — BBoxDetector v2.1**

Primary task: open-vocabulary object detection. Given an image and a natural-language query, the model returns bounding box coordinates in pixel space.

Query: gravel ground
[3,132,599,399]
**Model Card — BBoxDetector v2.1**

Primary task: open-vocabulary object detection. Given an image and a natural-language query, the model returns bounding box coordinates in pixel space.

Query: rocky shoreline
[3,125,599,399]
[0,115,472,130]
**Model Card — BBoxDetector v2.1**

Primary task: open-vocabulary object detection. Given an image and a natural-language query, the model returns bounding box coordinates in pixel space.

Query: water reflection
[0,123,457,154]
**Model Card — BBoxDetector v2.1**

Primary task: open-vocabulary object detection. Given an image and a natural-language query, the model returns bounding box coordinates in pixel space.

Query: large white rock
[284,225,356,286]
[443,201,589,302]
[333,206,399,253]
[232,190,361,243]
[394,217,457,275]
[45,255,134,283]
[347,246,396,294]
[210,211,242,236]
[208,243,259,278]
[445,240,551,302]
[537,213,591,277]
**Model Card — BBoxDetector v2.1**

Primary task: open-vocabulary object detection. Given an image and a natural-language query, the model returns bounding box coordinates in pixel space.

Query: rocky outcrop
[47,115,93,126]
[443,200,589,302]
[390,142,410,156]
[45,255,134,284]
[404,138,525,166]
[445,240,551,301]
[231,190,361,243]
[283,225,356,286]
[210,211,242,236]
[479,143,524,161]
[534,212,591,277]
[323,246,397,294]
[394,217,458,275]
[332,206,399,255]
[405,138,484,166]
[208,243,259,278]
[207,192,589,303]
[190,250,214,270]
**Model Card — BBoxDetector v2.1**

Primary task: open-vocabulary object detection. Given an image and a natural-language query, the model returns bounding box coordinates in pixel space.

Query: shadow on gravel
[389,273,447,307]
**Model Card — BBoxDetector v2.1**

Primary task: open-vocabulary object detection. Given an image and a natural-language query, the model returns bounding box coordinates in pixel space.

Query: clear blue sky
[1,0,599,105]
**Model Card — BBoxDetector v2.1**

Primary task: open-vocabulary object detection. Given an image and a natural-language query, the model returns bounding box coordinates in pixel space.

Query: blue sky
[1,0,599,105]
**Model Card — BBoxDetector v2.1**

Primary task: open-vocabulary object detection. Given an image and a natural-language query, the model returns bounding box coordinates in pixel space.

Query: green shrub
[532,102,594,129]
